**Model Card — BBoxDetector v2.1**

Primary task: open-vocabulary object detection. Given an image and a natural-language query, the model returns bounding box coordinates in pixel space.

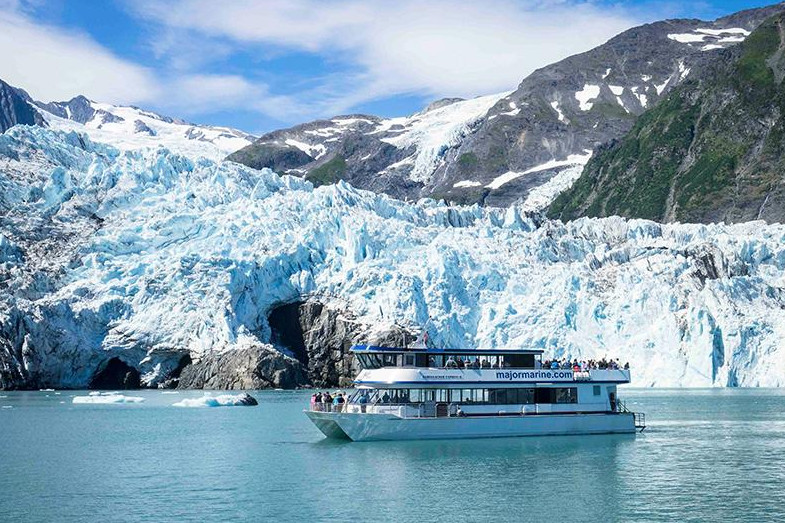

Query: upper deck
[351,345,631,387]
[352,345,544,370]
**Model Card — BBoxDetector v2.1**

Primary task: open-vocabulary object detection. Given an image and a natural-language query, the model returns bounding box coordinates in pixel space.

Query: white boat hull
[305,411,636,441]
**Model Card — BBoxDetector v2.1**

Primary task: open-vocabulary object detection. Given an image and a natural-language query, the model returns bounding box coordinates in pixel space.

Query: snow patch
[575,85,600,111]
[453,180,482,188]
[550,101,567,123]
[285,138,326,160]
[695,27,749,36]
[486,150,592,190]
[678,61,691,81]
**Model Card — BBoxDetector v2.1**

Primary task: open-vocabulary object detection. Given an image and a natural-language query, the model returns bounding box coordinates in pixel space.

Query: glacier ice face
[2,125,785,388]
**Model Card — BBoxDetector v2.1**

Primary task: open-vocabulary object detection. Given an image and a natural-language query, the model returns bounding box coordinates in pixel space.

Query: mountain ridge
[0,80,256,160]
[228,3,785,207]
[548,9,785,224]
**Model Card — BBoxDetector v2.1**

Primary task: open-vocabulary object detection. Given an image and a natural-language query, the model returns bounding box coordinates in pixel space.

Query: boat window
[556,388,578,404]
[488,389,509,404]
[357,354,378,369]
[382,354,397,367]
[370,354,383,368]
[593,385,601,396]
[404,355,415,367]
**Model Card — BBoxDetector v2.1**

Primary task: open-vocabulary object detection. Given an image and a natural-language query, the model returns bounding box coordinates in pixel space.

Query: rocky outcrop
[269,300,418,388]
[0,79,44,133]
[176,345,308,390]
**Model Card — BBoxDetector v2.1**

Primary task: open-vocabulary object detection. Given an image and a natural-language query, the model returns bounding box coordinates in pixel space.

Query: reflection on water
[1,389,784,522]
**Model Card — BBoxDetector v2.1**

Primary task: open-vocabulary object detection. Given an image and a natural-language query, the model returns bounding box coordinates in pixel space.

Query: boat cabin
[352,345,542,370]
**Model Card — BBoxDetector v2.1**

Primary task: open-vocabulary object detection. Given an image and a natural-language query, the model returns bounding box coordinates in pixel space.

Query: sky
[0,0,778,134]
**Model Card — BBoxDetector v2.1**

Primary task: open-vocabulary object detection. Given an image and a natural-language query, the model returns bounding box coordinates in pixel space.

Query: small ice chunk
[172,393,258,408]
[72,392,145,404]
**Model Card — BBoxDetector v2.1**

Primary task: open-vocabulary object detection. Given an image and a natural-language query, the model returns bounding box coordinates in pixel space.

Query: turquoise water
[1,389,784,522]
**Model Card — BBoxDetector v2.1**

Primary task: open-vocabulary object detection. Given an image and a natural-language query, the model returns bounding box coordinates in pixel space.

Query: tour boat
[305,345,646,441]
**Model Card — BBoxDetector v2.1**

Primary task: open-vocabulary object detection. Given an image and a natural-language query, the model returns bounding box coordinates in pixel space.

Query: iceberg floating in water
[172,393,258,408]
[72,392,145,404]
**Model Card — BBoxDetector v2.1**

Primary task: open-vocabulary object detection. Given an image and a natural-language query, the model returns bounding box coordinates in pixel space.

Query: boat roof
[351,345,544,355]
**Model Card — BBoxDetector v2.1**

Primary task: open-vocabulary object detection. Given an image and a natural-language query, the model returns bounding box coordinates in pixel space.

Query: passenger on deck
[358,393,369,412]
[323,392,333,412]
[481,359,491,368]
[550,360,559,370]
[456,406,466,417]
[333,393,344,412]
[381,391,390,403]
[445,357,458,369]
[456,358,465,369]
[315,392,323,411]
[470,358,480,369]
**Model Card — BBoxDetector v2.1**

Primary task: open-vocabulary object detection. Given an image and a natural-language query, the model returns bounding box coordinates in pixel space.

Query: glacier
[2,125,785,389]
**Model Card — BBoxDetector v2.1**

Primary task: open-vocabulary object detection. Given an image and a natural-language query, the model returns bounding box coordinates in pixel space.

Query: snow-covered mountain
[1,80,255,160]
[3,125,785,389]
[229,4,785,207]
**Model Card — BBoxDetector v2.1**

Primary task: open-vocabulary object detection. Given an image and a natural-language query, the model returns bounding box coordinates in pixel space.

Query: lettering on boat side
[495,370,573,381]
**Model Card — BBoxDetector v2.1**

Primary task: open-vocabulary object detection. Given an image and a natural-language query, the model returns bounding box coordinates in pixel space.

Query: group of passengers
[541,358,629,371]
[311,391,348,412]
[444,357,506,369]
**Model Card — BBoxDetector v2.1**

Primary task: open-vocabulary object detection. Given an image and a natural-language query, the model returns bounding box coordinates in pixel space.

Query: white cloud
[0,0,649,127]
[0,8,160,104]
[0,4,273,122]
[130,0,641,116]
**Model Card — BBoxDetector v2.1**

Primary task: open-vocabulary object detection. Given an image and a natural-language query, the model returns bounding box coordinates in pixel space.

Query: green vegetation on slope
[548,11,785,224]
[306,155,347,186]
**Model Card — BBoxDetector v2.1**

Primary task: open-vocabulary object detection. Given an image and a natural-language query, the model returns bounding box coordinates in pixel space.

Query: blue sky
[0,0,778,134]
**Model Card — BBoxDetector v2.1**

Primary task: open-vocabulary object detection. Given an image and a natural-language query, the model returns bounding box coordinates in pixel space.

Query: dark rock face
[228,5,784,207]
[176,346,308,390]
[89,357,141,389]
[133,120,156,136]
[35,95,95,124]
[0,79,44,133]
[227,142,313,172]
[549,10,785,224]
[269,300,417,388]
